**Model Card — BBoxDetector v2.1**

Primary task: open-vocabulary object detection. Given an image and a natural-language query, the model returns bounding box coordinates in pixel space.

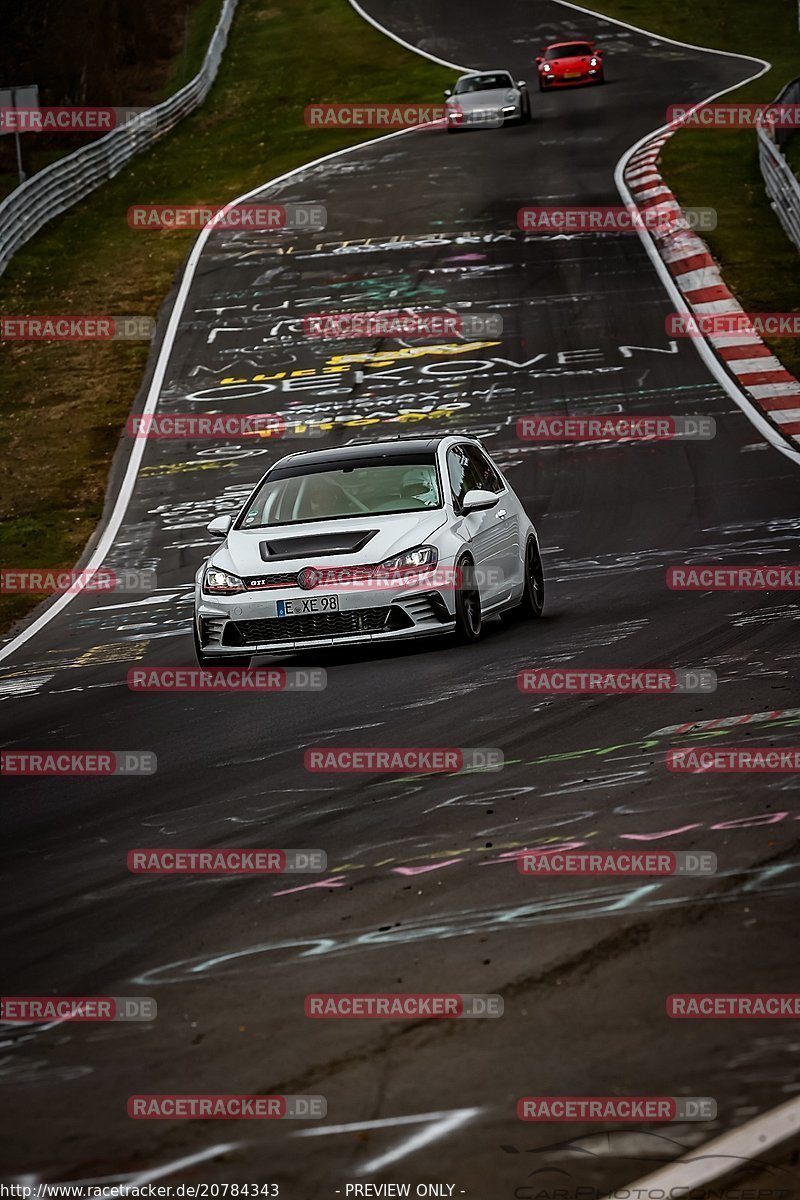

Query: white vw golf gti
[193,436,544,663]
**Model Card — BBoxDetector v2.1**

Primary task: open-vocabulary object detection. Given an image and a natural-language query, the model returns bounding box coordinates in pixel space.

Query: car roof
[273,436,460,469]
[457,70,513,79]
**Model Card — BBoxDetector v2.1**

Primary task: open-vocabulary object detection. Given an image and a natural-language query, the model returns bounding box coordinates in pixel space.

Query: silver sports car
[193,435,544,664]
[444,71,531,131]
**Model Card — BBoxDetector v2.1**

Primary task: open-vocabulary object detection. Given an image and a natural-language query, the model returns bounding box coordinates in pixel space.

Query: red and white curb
[624,134,800,449]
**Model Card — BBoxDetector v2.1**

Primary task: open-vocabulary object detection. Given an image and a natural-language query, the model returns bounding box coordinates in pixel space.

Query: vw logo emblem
[297,567,320,591]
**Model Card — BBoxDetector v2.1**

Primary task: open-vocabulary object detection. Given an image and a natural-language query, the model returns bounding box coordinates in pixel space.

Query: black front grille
[229,607,399,644]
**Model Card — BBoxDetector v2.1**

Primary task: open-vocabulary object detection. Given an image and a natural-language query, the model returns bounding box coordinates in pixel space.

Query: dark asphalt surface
[2,1,800,1195]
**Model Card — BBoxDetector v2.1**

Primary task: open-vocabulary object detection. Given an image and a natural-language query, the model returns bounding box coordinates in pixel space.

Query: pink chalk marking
[272,877,346,896]
[711,812,788,830]
[392,860,461,877]
[620,825,702,841]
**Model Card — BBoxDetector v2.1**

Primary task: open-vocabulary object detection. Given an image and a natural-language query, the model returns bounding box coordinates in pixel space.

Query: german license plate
[564,72,581,78]
[276,595,340,616]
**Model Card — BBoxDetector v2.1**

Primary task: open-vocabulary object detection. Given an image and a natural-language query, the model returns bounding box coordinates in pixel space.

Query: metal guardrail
[0,0,237,277]
[757,75,800,255]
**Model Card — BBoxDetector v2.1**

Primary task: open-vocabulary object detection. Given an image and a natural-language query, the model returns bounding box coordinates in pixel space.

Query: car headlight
[542,63,551,71]
[379,545,439,573]
[590,57,598,65]
[505,92,516,102]
[203,565,245,594]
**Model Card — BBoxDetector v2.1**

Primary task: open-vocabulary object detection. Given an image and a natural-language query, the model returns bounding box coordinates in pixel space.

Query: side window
[464,445,506,495]
[447,445,482,511]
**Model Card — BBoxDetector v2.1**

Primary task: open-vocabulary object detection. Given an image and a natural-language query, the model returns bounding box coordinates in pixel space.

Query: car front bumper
[446,105,516,128]
[196,578,458,656]
[540,69,600,86]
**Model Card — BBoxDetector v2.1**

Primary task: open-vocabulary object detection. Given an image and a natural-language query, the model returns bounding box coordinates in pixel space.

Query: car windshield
[545,43,593,59]
[239,459,442,527]
[454,73,513,94]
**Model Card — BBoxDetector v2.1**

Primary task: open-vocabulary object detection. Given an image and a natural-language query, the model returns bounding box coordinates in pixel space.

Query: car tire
[453,558,482,643]
[502,538,545,623]
[193,618,251,667]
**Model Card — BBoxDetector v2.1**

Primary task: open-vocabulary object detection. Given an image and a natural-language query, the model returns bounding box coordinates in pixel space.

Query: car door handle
[495,509,507,518]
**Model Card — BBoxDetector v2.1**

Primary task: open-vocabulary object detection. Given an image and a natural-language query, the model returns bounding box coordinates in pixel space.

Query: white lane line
[625,1095,800,1195]
[347,0,469,70]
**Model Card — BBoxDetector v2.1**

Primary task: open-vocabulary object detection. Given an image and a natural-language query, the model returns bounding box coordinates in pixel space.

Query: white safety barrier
[757,76,800,255]
[0,0,238,276]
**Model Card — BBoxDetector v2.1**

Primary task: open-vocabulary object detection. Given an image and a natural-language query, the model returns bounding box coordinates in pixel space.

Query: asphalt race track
[3,0,800,1194]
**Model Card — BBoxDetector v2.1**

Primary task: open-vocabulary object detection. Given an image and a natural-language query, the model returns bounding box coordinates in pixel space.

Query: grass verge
[589,0,800,383]
[0,0,450,637]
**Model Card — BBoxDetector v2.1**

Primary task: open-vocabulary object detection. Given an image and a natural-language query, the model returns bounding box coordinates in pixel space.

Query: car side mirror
[517,80,527,88]
[443,88,452,98]
[462,488,498,513]
[535,56,543,63]
[596,48,603,55]
[206,515,233,537]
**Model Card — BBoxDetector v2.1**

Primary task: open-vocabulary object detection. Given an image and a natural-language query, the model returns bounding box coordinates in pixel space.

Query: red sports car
[536,40,604,89]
